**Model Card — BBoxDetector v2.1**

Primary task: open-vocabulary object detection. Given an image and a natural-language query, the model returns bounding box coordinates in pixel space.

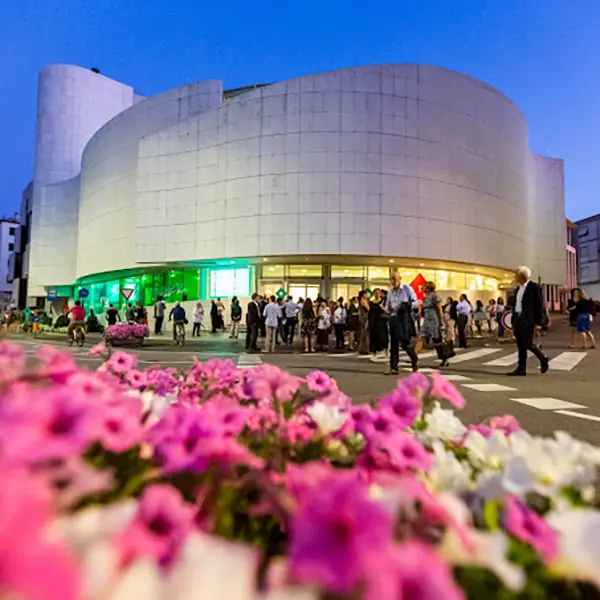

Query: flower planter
[103,323,149,350]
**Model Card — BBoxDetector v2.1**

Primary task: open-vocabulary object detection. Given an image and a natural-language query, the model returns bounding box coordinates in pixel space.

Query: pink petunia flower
[358,432,431,475]
[0,341,26,385]
[98,397,144,453]
[125,369,148,389]
[430,372,466,409]
[305,370,337,394]
[490,415,521,436]
[504,496,558,563]
[466,423,493,438]
[107,351,138,374]
[36,346,77,383]
[379,386,422,428]
[288,472,394,595]
[88,341,107,357]
[116,485,194,568]
[242,364,303,404]
[398,372,430,398]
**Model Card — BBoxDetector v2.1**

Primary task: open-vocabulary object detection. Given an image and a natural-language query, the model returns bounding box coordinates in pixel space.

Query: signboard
[409,274,427,304]
[209,267,250,298]
[47,288,57,302]
[276,288,287,300]
[501,309,513,332]
[121,288,134,301]
[79,288,90,299]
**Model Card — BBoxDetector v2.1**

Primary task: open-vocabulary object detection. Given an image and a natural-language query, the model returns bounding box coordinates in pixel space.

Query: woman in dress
[357,290,370,355]
[442,297,456,344]
[573,289,596,349]
[300,298,318,353]
[368,288,388,361]
[473,300,487,337]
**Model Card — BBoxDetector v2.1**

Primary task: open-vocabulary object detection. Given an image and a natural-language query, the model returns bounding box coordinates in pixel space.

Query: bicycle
[68,325,86,348]
[174,322,185,347]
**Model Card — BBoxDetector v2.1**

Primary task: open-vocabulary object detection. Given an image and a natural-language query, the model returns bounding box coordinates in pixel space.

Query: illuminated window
[262,265,285,278]
[288,264,323,277]
[367,266,389,280]
[331,265,364,278]
[399,269,417,283]
[209,268,250,298]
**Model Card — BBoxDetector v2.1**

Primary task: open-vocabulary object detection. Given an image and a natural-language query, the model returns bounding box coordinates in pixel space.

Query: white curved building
[26,63,566,313]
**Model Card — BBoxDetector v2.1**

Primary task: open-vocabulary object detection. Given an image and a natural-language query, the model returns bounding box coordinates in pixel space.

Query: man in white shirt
[263,295,281,353]
[507,266,548,376]
[385,272,419,374]
[283,296,298,346]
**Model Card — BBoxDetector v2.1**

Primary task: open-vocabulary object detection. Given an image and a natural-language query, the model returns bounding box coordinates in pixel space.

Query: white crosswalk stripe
[445,348,501,363]
[509,397,586,410]
[237,354,264,369]
[548,352,587,371]
[484,352,521,366]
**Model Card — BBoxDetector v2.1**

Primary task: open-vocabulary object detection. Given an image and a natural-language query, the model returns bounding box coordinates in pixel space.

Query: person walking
[300,298,317,353]
[259,296,268,338]
[473,300,486,337]
[456,294,472,349]
[192,302,204,337]
[245,294,260,352]
[263,295,280,353]
[347,297,359,350]
[210,300,219,334]
[333,299,347,350]
[154,296,166,335]
[316,301,332,351]
[276,297,286,345]
[573,289,596,349]
[385,272,419,375]
[567,288,581,348]
[486,298,497,334]
[216,298,226,330]
[357,291,370,355]
[125,302,135,322]
[229,296,242,339]
[496,297,506,340]
[283,296,298,346]
[106,303,121,327]
[443,297,457,344]
[506,266,549,377]
[368,288,388,362]
[420,282,447,365]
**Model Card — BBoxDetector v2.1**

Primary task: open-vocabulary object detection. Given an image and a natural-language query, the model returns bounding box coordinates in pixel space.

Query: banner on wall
[409,274,426,304]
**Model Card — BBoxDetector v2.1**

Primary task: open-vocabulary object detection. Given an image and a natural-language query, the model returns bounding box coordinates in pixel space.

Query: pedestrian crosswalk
[320,347,592,373]
[236,354,264,369]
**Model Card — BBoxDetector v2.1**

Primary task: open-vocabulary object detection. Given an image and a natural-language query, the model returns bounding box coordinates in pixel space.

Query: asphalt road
[6,318,600,445]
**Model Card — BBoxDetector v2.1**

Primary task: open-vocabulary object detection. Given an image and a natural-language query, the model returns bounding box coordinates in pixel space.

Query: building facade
[25,63,567,317]
[7,183,33,308]
[574,214,600,299]
[0,216,18,307]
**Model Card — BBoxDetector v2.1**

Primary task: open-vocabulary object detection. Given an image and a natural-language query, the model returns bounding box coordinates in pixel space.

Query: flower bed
[1,340,600,600]
[104,323,149,346]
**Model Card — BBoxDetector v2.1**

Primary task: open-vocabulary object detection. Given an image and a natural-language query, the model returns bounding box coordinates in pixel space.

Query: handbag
[436,338,456,361]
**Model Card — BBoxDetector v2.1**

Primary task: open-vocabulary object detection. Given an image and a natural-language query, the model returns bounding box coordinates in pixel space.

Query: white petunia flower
[418,402,466,445]
[426,440,473,493]
[306,402,348,436]
[107,558,163,600]
[464,430,511,470]
[547,507,600,587]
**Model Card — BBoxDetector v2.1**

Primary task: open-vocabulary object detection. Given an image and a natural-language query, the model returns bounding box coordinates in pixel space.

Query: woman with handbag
[419,282,449,366]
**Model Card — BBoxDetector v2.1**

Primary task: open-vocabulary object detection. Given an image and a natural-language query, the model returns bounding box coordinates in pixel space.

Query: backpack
[231,303,242,319]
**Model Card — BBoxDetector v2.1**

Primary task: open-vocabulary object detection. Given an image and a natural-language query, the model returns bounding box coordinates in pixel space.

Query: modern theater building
[19,63,567,316]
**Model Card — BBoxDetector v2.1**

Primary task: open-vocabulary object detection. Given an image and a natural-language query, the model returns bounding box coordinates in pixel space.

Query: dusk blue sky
[1,1,598,220]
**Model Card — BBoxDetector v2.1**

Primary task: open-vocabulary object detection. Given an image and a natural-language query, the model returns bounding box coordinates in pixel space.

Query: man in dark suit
[245,293,260,352]
[507,266,549,376]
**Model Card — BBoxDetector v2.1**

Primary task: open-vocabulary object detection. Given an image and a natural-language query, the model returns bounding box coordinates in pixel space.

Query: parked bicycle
[174,322,185,347]
[68,325,86,348]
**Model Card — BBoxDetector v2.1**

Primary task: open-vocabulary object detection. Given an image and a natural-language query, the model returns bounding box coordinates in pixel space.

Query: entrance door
[289,284,320,301]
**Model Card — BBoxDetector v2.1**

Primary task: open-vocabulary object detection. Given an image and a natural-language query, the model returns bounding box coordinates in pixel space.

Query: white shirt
[263,302,281,327]
[385,284,418,313]
[457,300,473,316]
[193,306,204,324]
[318,307,331,329]
[284,301,298,318]
[333,306,347,324]
[515,280,530,315]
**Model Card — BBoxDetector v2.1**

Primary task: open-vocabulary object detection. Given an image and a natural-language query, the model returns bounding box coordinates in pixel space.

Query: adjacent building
[7,183,33,308]
[0,215,18,307]
[573,213,600,299]
[23,63,567,317]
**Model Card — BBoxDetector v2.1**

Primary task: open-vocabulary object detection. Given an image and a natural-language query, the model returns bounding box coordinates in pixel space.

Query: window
[580,245,590,259]
[8,227,15,236]
[367,266,389,280]
[288,264,323,277]
[209,267,250,298]
[8,243,14,251]
[262,264,285,278]
[578,225,589,238]
[331,265,364,278]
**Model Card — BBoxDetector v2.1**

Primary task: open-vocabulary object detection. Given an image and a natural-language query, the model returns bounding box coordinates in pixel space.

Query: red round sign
[501,309,513,331]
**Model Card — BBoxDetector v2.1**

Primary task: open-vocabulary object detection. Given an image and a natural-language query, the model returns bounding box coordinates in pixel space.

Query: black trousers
[192,323,201,336]
[154,316,164,335]
[389,315,418,370]
[245,323,258,350]
[513,314,546,373]
[284,317,297,344]
[457,314,468,348]
[334,324,345,349]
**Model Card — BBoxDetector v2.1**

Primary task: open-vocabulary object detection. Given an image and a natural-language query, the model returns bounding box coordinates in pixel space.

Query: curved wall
[129,64,561,281]
[76,80,223,279]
